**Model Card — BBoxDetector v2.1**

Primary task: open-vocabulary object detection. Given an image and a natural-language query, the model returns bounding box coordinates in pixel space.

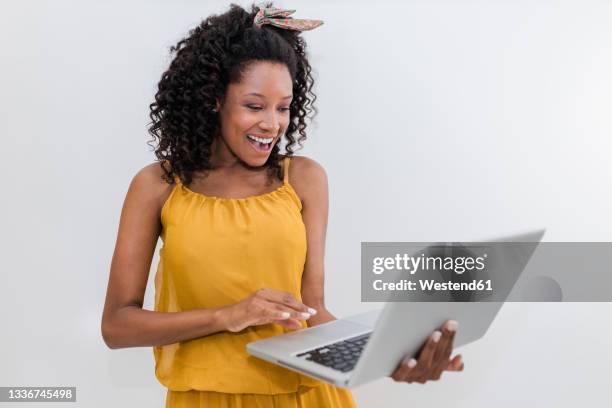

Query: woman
[101,3,464,407]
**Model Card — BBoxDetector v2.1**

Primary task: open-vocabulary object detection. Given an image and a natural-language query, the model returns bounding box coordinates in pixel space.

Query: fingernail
[281,312,290,319]
[432,331,442,343]
[308,308,317,315]
[301,312,311,319]
[446,320,458,332]
[407,358,417,368]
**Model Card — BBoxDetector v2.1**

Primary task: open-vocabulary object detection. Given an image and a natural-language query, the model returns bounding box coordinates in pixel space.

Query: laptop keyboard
[295,333,371,373]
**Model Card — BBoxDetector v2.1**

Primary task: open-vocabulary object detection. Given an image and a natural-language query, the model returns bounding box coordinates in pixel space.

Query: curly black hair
[147,2,318,186]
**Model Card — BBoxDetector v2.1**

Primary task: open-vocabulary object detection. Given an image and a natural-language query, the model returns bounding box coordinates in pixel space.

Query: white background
[1,0,611,407]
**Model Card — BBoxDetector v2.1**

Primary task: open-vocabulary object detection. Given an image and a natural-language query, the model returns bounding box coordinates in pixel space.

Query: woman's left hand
[390,320,464,384]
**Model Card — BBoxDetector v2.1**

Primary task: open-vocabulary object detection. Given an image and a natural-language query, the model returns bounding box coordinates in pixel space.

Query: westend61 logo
[372,253,488,275]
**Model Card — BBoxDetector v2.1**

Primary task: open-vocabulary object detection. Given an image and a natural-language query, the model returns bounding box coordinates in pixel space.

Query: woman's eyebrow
[244,92,293,99]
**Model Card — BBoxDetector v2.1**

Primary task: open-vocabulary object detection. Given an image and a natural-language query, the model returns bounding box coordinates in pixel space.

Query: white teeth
[247,134,273,144]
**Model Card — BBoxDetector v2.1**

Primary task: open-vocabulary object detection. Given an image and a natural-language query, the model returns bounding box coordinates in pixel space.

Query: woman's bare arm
[101,163,226,349]
[290,156,337,327]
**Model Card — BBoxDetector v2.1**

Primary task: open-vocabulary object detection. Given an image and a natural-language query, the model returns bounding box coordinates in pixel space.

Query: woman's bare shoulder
[129,161,176,215]
[288,155,326,179]
[287,155,327,203]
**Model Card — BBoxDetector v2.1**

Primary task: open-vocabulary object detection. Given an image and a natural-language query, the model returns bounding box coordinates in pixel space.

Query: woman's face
[215,61,293,167]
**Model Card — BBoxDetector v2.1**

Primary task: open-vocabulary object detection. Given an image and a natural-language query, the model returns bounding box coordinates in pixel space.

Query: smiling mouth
[246,134,274,152]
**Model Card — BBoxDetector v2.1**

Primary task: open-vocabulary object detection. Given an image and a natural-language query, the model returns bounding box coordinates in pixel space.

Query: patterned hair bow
[253,7,324,31]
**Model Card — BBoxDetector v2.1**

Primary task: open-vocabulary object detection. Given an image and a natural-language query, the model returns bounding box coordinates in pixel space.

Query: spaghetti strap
[283,156,290,185]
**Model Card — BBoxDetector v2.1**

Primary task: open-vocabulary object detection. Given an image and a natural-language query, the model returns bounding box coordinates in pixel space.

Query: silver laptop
[247,230,545,388]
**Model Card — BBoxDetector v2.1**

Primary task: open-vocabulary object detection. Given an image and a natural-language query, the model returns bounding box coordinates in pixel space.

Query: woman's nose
[259,111,281,133]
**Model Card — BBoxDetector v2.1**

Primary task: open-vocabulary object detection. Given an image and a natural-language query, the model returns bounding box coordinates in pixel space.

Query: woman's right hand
[216,288,318,332]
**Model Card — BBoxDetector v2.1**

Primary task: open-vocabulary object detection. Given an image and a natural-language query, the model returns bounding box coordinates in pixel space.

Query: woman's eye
[245,105,290,112]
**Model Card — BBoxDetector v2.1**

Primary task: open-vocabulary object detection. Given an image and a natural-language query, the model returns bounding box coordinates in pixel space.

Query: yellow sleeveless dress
[153,157,357,407]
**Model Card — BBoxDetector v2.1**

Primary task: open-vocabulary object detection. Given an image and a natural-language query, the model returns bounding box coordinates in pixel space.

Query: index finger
[259,288,316,315]
[431,320,458,379]
[433,320,458,362]
[415,330,442,371]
